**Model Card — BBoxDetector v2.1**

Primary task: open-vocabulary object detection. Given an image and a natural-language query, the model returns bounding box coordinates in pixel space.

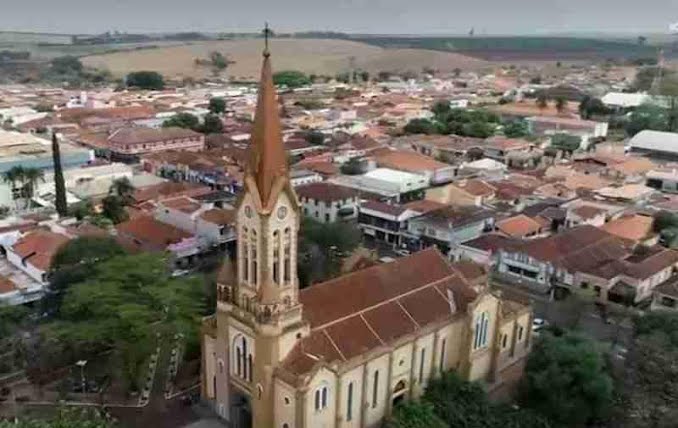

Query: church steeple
[246,39,288,210]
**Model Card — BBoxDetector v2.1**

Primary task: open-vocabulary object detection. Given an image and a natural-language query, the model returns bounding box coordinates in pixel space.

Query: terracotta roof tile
[601,214,655,242]
[161,196,202,214]
[362,302,418,343]
[296,182,358,203]
[116,216,191,252]
[496,214,543,238]
[0,275,17,294]
[12,230,70,271]
[324,316,383,360]
[200,208,236,226]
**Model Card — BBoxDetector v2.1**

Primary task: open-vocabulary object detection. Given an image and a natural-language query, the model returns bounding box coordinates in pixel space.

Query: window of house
[502,334,508,349]
[346,382,354,421]
[518,326,524,342]
[325,213,330,222]
[284,228,291,283]
[581,282,590,289]
[372,370,379,408]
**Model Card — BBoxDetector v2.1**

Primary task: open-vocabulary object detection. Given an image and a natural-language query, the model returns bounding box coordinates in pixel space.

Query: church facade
[201,47,533,428]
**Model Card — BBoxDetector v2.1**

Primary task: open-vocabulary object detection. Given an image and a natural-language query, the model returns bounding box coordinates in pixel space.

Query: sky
[2,0,678,35]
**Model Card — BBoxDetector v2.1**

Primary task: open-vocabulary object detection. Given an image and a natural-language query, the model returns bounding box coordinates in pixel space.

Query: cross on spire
[262,22,272,57]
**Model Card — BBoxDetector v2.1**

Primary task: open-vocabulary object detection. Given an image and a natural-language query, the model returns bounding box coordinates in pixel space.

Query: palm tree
[1,166,26,210]
[21,167,45,207]
[536,94,549,111]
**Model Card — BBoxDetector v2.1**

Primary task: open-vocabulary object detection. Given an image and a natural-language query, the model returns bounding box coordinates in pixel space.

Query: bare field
[81,38,489,80]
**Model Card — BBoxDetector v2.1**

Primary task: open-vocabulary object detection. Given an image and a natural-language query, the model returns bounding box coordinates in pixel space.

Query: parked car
[532,317,548,333]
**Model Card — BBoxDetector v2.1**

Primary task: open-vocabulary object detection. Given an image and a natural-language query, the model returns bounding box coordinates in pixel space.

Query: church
[201,44,533,428]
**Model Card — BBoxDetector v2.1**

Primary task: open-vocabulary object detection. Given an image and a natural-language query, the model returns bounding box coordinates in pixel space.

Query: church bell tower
[214,32,307,428]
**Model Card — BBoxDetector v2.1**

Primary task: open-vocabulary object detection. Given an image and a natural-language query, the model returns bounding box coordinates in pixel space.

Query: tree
[272,70,311,88]
[201,114,224,134]
[306,130,325,146]
[360,70,370,82]
[554,96,567,113]
[51,133,68,217]
[335,72,350,84]
[425,371,551,428]
[208,97,226,114]
[162,112,200,130]
[453,68,462,78]
[126,71,165,90]
[462,121,496,138]
[536,94,549,110]
[339,157,365,175]
[579,96,608,120]
[297,218,361,287]
[19,167,44,208]
[625,104,669,136]
[101,195,128,224]
[616,312,678,427]
[520,331,613,427]
[109,177,134,205]
[1,165,25,210]
[504,119,530,138]
[50,56,84,75]
[0,405,114,427]
[404,118,437,135]
[550,133,582,152]
[637,35,647,46]
[432,100,451,117]
[385,401,447,428]
[43,253,206,392]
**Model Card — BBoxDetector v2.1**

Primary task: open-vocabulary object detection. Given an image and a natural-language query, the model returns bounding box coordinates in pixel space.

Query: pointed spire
[247,30,287,208]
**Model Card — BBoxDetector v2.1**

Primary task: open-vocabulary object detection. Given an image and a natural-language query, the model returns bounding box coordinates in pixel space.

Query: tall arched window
[439,338,447,373]
[283,228,291,283]
[272,230,280,284]
[346,382,354,421]
[242,227,249,283]
[251,230,258,286]
[473,312,490,350]
[233,335,252,382]
[372,370,379,408]
[419,347,426,384]
[314,384,329,411]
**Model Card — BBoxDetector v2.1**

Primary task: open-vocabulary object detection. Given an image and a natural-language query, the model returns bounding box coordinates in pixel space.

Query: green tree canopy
[306,130,325,145]
[385,401,447,428]
[550,133,582,152]
[520,331,613,427]
[41,253,206,390]
[403,118,438,135]
[273,70,311,88]
[162,112,200,130]
[208,97,226,114]
[201,114,224,134]
[0,407,115,427]
[579,96,609,120]
[424,371,551,428]
[504,119,530,138]
[625,104,670,136]
[126,71,165,90]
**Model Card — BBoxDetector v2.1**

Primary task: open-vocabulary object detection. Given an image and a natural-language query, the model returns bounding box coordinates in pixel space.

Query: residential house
[496,215,547,239]
[482,137,534,166]
[600,214,658,247]
[651,276,678,312]
[526,116,608,149]
[372,149,458,185]
[289,169,323,187]
[646,168,678,193]
[296,182,360,223]
[496,226,629,293]
[426,179,496,207]
[452,234,519,266]
[7,230,70,285]
[628,130,678,159]
[358,201,420,247]
[405,205,495,255]
[565,205,607,228]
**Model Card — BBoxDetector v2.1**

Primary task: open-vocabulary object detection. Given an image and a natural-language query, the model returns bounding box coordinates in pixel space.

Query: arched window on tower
[242,227,249,284]
[273,230,280,284]
[251,229,258,286]
[283,227,291,283]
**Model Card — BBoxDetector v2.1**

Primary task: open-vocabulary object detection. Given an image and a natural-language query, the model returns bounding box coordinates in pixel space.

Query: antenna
[262,22,272,56]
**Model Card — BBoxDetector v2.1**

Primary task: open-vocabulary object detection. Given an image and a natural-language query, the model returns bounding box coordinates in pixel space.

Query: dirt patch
[82,38,489,80]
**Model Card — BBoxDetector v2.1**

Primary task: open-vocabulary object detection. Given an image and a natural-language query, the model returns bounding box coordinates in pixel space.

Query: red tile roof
[161,197,202,214]
[296,182,359,203]
[199,208,236,226]
[116,216,191,252]
[12,230,70,271]
[496,214,543,238]
[282,248,478,376]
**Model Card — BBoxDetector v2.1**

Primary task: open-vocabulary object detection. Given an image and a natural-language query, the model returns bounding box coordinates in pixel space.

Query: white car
[532,318,548,333]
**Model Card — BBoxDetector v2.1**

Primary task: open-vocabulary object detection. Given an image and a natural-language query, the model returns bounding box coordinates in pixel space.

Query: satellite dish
[670,22,678,34]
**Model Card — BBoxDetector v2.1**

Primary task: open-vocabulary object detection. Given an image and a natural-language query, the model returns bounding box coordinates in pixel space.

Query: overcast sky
[2,0,677,35]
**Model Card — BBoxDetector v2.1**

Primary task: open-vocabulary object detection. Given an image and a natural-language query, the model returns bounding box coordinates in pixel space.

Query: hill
[81,38,489,80]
